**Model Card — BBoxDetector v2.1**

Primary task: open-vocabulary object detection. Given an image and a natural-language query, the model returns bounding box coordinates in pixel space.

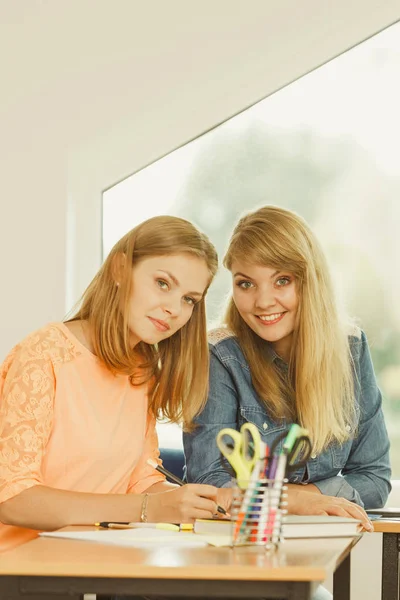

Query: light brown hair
[224,205,356,453]
[69,215,218,427]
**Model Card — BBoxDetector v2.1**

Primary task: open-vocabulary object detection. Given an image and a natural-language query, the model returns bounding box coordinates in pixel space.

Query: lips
[255,312,286,326]
[148,317,171,332]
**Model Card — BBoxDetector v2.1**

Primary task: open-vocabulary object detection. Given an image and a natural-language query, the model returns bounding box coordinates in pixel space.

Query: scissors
[216,422,264,489]
[269,424,312,475]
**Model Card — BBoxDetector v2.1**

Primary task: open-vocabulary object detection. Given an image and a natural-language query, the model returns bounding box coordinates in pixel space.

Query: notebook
[367,508,400,519]
[194,515,362,538]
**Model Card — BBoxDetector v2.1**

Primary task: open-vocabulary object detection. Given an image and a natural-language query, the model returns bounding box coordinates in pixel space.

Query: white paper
[40,528,208,548]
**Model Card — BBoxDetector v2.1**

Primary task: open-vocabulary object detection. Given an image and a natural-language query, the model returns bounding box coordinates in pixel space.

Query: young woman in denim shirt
[184,205,391,528]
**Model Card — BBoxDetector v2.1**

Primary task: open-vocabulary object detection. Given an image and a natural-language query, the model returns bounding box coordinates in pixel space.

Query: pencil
[95,521,180,531]
[146,458,227,515]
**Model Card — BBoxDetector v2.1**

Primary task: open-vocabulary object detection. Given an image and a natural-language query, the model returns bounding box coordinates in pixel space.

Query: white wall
[1,0,399,359]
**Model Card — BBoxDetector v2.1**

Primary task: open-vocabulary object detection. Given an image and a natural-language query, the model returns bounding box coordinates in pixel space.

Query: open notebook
[194,515,362,538]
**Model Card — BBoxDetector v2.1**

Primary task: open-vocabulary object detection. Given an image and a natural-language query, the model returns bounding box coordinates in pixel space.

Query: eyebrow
[233,271,254,280]
[233,270,281,280]
[159,270,203,298]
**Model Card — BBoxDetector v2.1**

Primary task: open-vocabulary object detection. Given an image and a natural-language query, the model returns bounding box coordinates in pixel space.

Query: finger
[340,503,373,531]
[336,498,372,520]
[217,488,233,511]
[193,496,218,515]
[325,502,373,531]
[188,484,218,499]
[193,508,220,520]
[324,505,350,518]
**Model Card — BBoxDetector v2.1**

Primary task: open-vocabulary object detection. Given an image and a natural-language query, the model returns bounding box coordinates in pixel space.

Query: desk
[0,528,361,600]
[374,520,400,600]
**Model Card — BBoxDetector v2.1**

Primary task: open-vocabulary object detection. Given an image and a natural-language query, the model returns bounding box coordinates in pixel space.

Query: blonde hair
[69,215,218,427]
[224,205,356,453]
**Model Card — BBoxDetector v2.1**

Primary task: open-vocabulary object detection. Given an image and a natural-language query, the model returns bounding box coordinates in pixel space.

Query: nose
[254,284,277,310]
[162,293,182,318]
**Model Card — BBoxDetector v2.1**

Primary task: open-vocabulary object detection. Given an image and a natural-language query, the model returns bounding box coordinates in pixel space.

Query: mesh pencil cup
[229,470,288,549]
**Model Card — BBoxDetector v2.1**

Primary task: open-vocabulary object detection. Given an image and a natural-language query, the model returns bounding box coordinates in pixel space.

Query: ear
[111,252,127,285]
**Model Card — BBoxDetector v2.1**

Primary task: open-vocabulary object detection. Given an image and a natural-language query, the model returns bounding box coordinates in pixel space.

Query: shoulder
[347,325,366,360]
[346,322,362,340]
[208,326,236,346]
[2,323,83,372]
[347,327,377,383]
[207,327,249,366]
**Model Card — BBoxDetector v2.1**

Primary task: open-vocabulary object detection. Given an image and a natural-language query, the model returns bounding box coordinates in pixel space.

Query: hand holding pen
[146,459,228,521]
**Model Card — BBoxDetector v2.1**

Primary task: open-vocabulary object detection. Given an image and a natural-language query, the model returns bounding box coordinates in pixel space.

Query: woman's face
[126,253,210,346]
[231,259,299,361]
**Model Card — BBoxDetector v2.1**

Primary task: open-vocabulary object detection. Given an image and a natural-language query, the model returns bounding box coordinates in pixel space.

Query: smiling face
[231,260,299,361]
[126,253,211,347]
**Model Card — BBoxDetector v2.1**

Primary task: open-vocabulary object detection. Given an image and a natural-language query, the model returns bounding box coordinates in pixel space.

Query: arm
[305,331,391,509]
[283,482,373,530]
[0,481,221,530]
[0,345,219,529]
[184,346,239,488]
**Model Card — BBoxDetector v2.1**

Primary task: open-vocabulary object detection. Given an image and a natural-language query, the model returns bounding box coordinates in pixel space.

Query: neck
[271,335,292,363]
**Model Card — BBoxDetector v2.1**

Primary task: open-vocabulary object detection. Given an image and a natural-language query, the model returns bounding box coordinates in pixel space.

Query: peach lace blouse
[0,323,164,551]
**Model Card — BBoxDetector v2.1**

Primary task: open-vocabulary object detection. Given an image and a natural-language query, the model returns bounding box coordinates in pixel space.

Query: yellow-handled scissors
[216,422,263,489]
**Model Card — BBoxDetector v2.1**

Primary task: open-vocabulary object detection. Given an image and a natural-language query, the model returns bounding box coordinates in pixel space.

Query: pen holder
[230,476,288,549]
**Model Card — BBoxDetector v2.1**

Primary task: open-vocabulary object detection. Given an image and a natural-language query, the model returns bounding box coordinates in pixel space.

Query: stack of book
[194,515,362,539]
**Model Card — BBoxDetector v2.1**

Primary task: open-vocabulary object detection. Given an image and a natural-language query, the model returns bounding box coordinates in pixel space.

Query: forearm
[146,481,177,493]
[340,472,391,508]
[0,485,146,531]
[285,483,321,512]
[287,472,389,509]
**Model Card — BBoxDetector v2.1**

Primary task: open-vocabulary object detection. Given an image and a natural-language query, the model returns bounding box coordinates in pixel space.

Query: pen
[95,521,180,531]
[146,458,227,515]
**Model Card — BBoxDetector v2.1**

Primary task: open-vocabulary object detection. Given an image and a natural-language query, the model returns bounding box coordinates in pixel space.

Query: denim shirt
[183,327,391,509]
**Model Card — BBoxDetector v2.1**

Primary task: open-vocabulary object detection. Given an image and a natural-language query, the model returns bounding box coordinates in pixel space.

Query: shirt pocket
[239,407,287,446]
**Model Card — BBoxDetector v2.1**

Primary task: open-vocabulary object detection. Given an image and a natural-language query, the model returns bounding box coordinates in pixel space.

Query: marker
[146,458,227,515]
[95,521,180,531]
[180,523,194,530]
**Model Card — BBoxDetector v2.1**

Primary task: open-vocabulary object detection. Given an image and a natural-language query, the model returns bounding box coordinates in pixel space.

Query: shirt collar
[265,343,288,370]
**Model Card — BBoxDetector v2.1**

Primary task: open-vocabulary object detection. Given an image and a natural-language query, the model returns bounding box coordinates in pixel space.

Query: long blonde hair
[224,205,356,453]
[69,215,218,426]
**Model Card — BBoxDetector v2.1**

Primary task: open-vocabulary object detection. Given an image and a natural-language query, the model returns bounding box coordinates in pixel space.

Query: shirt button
[262,422,268,430]
[311,454,317,459]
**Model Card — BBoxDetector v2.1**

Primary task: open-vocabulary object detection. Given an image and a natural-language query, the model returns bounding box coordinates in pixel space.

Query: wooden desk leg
[333,553,350,600]
[381,532,399,600]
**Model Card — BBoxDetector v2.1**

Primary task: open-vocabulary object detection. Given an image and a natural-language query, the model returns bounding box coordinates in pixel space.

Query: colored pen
[146,458,227,515]
[95,521,180,531]
[269,424,301,544]
[234,461,261,542]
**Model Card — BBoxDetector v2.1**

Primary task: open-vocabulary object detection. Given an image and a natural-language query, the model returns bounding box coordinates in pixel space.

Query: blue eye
[157,279,169,290]
[276,277,291,287]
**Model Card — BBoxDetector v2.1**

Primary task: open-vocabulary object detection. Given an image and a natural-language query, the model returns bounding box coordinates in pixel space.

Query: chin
[143,332,173,345]
[255,328,289,344]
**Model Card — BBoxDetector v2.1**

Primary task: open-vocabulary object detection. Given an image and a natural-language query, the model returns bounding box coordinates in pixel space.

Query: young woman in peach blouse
[0,215,222,552]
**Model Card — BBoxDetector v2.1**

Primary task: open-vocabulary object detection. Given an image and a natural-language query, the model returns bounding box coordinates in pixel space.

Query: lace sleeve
[0,340,55,504]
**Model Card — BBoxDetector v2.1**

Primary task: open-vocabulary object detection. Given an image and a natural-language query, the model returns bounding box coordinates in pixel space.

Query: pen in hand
[146,458,227,515]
